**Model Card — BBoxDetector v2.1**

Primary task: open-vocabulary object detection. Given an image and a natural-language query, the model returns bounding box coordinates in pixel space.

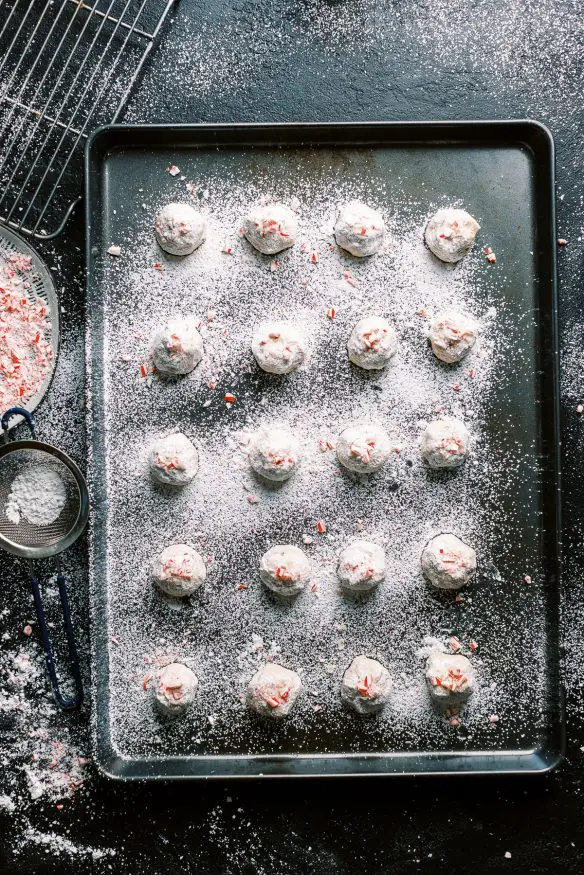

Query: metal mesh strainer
[0,406,88,708]
[0,443,87,558]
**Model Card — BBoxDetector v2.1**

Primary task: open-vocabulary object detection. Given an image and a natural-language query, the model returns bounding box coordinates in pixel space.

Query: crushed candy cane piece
[270,259,280,272]
[222,245,234,255]
[152,262,163,270]
[316,520,327,534]
[342,268,358,287]
[303,534,313,545]
[167,165,180,176]
[489,714,500,723]
[469,640,478,652]
[576,404,583,414]
[326,307,336,320]
[0,262,54,411]
[523,574,532,584]
[486,252,497,263]
[23,625,32,636]
[310,251,320,264]
[247,494,259,504]
[107,245,121,257]
[224,392,236,404]
[557,238,568,246]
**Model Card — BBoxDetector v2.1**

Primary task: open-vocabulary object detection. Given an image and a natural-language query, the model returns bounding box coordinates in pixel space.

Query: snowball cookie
[251,322,306,375]
[425,650,476,703]
[337,540,386,593]
[151,316,203,375]
[419,417,469,470]
[154,663,198,717]
[336,421,392,474]
[259,544,312,597]
[151,544,206,597]
[340,655,392,715]
[429,310,478,364]
[149,433,199,486]
[334,201,386,257]
[347,315,398,370]
[154,203,206,256]
[425,208,480,263]
[249,425,301,482]
[246,662,302,719]
[421,534,477,591]
[242,203,298,255]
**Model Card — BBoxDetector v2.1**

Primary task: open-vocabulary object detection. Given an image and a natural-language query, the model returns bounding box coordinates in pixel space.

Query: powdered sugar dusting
[89,140,552,767]
[0,0,580,864]
[19,825,116,861]
[0,641,91,805]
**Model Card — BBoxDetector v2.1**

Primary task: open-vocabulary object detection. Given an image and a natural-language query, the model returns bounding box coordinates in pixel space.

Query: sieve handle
[30,573,83,709]
[1,406,36,438]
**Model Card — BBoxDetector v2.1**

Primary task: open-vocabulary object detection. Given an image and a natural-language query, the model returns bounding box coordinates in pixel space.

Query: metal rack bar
[0,0,39,82]
[65,0,157,40]
[0,0,178,238]
[27,0,151,234]
[0,0,126,217]
[0,0,83,144]
[1,97,86,139]
[12,0,140,231]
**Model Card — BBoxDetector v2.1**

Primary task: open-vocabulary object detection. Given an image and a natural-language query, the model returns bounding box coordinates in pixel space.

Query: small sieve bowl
[0,406,89,709]
[0,442,88,560]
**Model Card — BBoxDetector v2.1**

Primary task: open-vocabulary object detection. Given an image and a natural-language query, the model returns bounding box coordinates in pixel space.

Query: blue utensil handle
[30,573,83,709]
[1,406,36,438]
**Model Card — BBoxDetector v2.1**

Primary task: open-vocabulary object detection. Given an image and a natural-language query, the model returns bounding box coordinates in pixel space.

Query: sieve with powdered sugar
[0,406,88,709]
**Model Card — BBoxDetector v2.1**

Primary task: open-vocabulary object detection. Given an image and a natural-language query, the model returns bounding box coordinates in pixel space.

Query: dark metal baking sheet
[85,121,562,779]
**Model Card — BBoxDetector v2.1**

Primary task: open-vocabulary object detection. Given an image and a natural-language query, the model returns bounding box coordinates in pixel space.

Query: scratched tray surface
[86,123,561,778]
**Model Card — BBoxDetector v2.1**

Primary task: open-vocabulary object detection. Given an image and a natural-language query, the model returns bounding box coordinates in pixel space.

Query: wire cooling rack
[0,0,177,239]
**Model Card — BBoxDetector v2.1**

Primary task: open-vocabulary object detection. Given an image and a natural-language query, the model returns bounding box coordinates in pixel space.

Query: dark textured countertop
[2,0,584,871]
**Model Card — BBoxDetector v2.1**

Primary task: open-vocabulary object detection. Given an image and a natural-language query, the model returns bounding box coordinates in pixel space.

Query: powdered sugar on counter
[0,643,92,808]
[19,827,116,862]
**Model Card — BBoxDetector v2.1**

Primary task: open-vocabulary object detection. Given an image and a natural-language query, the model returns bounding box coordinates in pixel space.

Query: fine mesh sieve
[0,407,88,708]
[0,444,87,558]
